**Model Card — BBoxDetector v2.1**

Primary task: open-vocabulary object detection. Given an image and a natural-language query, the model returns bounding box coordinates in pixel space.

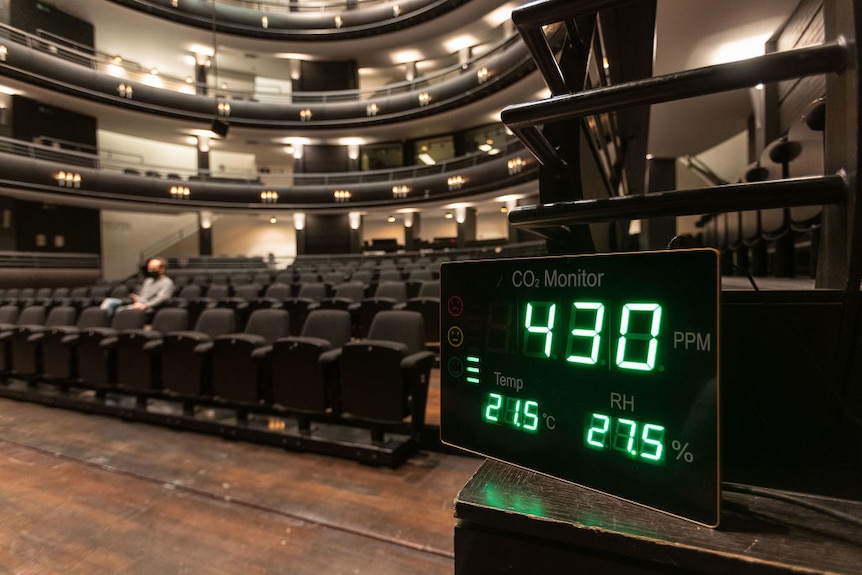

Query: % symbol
[672,440,694,462]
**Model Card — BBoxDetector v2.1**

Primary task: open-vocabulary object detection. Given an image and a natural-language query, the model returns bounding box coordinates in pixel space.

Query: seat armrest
[348,339,408,355]
[99,335,119,349]
[26,332,46,344]
[279,336,332,349]
[318,347,342,365]
[61,333,82,346]
[251,344,272,361]
[214,333,267,347]
[401,350,436,373]
[142,339,164,353]
[194,341,214,355]
[165,331,212,344]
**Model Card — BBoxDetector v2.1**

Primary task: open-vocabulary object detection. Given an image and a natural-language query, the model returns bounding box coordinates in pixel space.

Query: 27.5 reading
[584,412,666,464]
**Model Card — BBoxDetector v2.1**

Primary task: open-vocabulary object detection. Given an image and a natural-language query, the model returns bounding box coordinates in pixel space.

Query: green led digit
[523,401,539,431]
[613,418,638,456]
[523,302,556,358]
[640,424,665,462]
[484,393,502,423]
[616,303,662,371]
[504,397,522,427]
[566,302,604,365]
[585,413,610,449]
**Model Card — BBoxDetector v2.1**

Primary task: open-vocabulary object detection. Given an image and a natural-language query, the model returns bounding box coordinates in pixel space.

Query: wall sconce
[392,185,410,199]
[1,45,9,62]
[418,92,431,106]
[477,67,489,83]
[334,15,343,28]
[171,0,178,6]
[217,101,231,116]
[261,15,269,29]
[507,157,524,175]
[403,212,414,228]
[55,171,81,188]
[366,102,379,116]
[293,212,306,230]
[447,175,464,191]
[348,144,360,160]
[392,4,401,16]
[348,211,362,230]
[260,190,279,204]
[455,206,467,224]
[170,185,190,199]
[200,210,212,229]
[334,189,352,202]
[117,83,133,98]
[299,108,313,122]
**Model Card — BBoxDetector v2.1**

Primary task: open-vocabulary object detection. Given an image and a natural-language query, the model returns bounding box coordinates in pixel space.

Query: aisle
[0,396,480,574]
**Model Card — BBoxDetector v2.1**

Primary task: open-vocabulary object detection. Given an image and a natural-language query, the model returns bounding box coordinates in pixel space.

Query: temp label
[512,269,606,289]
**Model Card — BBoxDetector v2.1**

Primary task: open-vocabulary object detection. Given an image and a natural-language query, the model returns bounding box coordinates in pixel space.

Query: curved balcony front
[0,137,538,210]
[110,0,471,40]
[0,23,544,129]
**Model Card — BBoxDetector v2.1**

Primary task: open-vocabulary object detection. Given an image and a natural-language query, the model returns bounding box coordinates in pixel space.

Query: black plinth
[454,459,862,574]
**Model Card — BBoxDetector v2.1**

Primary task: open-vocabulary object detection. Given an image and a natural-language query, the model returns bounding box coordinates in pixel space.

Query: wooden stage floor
[0,368,482,574]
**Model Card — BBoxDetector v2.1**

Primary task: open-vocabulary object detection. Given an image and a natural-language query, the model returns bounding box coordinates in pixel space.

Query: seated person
[101,257,175,316]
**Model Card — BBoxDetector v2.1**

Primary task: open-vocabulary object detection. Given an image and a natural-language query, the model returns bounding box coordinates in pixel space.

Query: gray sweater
[137,276,175,309]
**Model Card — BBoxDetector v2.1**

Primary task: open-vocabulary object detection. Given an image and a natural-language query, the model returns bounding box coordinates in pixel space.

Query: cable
[723,481,862,529]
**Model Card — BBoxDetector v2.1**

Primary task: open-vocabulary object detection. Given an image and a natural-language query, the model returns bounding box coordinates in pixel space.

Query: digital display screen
[440,249,720,527]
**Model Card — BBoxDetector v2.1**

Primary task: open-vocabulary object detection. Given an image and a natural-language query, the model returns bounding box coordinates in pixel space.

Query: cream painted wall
[476,209,509,241]
[98,131,196,174]
[675,130,748,237]
[101,210,198,280]
[211,214,297,260]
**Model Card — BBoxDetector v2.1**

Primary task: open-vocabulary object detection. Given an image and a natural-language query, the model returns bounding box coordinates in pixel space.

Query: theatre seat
[68,308,148,386]
[318,282,365,312]
[268,309,353,422]
[405,281,441,348]
[338,310,435,442]
[8,305,77,379]
[0,305,44,376]
[355,281,408,338]
[114,307,189,391]
[280,282,326,335]
[38,306,110,382]
[209,308,290,406]
[159,307,236,399]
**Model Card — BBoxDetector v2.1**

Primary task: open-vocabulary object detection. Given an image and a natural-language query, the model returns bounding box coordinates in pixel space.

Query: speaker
[211,118,229,138]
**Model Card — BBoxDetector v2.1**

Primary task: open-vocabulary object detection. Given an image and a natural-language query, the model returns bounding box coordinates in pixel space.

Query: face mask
[146,270,159,279]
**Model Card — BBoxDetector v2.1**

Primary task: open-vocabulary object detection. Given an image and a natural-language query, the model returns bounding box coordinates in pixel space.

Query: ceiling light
[387,216,396,223]
[417,153,436,166]
[270,217,278,224]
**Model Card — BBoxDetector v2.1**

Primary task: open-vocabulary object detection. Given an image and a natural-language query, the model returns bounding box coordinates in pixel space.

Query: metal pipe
[503,40,848,129]
[508,175,847,227]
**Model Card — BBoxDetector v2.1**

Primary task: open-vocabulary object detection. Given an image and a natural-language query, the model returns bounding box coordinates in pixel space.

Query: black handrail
[503,40,849,166]
[508,175,847,227]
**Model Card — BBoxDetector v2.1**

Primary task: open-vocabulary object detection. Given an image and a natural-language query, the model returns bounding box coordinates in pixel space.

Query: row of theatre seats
[167,278,441,342]
[0,276,442,346]
[0,303,435,443]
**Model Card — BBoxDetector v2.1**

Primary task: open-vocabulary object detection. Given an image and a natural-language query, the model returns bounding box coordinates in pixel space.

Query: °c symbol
[447,296,464,317]
[447,326,465,347]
